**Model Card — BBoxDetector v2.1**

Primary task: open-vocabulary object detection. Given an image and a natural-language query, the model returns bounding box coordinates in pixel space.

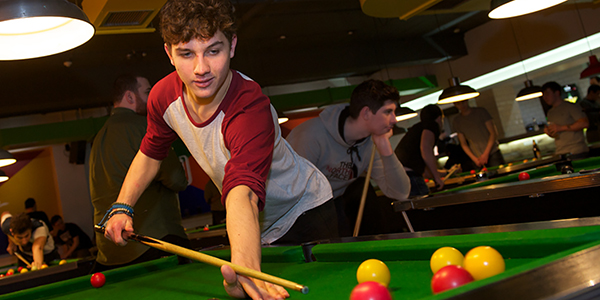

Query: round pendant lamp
[395,107,418,122]
[0,149,16,167]
[0,0,95,60]
[516,80,542,101]
[438,77,480,105]
[488,0,567,19]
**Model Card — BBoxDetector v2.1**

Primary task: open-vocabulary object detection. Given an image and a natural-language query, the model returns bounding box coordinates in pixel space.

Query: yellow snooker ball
[430,247,464,274]
[463,246,505,280]
[59,260,68,265]
[20,268,28,273]
[356,259,390,287]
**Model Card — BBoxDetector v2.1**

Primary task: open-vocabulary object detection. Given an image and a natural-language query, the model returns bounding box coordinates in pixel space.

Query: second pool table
[394,156,600,231]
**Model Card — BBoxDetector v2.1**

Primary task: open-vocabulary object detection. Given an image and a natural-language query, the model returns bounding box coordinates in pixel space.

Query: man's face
[542,88,559,106]
[12,229,32,246]
[368,100,397,135]
[134,77,152,116]
[53,219,66,231]
[165,30,237,104]
[453,100,468,111]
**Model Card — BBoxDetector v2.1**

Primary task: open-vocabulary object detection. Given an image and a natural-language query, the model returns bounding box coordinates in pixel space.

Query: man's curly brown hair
[160,0,237,47]
[10,213,33,235]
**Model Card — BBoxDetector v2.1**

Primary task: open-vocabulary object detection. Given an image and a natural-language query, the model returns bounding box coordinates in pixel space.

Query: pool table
[4,218,600,299]
[426,154,566,189]
[0,257,94,295]
[186,223,229,250]
[393,156,600,231]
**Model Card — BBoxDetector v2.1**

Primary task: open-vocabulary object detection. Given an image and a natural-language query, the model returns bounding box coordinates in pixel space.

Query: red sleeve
[220,80,274,211]
[140,73,180,160]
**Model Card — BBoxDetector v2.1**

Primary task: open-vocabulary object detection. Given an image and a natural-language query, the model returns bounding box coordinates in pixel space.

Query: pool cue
[353,146,377,237]
[442,164,460,183]
[94,225,309,294]
[6,235,32,268]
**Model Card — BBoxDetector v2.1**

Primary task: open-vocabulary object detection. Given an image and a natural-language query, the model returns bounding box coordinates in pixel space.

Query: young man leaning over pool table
[102,0,333,299]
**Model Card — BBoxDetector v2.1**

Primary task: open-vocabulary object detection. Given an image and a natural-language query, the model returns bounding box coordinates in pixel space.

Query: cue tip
[301,286,309,294]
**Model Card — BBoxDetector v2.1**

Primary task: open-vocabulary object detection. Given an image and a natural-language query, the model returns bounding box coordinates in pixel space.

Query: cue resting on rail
[94,225,309,294]
[443,164,461,183]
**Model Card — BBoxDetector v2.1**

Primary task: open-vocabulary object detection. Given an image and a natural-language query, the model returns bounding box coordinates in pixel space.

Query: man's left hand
[221,265,289,300]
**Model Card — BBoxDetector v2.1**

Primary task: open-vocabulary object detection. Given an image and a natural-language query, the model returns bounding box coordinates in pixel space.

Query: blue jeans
[407,171,429,197]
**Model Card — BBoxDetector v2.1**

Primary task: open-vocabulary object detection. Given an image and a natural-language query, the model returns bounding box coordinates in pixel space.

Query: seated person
[395,104,446,196]
[1,212,58,268]
[25,197,53,232]
[50,215,94,259]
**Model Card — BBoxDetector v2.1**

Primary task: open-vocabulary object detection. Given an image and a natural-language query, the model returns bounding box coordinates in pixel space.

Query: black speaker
[68,141,87,165]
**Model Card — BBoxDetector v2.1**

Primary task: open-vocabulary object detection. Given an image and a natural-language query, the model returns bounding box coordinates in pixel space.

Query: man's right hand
[104,214,134,246]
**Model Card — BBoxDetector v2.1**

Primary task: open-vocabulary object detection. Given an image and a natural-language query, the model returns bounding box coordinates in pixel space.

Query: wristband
[96,202,135,230]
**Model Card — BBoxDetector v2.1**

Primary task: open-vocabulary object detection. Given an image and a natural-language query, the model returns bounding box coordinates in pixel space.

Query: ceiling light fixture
[488,0,567,19]
[404,31,600,111]
[0,0,95,60]
[516,80,543,101]
[277,110,289,124]
[0,149,16,167]
[438,77,480,104]
[574,2,600,80]
[396,107,418,122]
[509,20,542,101]
[0,169,8,183]
[433,15,479,105]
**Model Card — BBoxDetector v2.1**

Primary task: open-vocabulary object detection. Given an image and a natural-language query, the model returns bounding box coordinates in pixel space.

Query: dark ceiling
[0,0,494,118]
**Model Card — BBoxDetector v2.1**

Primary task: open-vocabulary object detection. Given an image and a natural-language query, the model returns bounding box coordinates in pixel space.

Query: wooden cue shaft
[6,235,32,267]
[353,146,377,237]
[95,226,308,294]
[14,252,32,268]
[442,164,459,183]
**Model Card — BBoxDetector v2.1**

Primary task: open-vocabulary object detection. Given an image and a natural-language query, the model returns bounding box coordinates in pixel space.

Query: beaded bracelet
[96,202,135,229]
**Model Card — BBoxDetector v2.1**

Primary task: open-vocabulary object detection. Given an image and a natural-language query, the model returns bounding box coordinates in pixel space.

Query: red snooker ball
[470,170,476,175]
[518,172,530,181]
[91,272,106,288]
[350,281,392,300]
[431,265,474,294]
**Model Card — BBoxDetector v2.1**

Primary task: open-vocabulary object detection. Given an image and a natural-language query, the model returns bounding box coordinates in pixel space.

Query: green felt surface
[4,225,600,300]
[185,222,227,234]
[434,156,600,195]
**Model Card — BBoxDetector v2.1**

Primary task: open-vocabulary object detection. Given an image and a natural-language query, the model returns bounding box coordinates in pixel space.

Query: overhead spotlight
[0,0,95,60]
[0,149,16,167]
[516,80,542,101]
[396,107,418,121]
[277,110,289,124]
[488,0,567,19]
[437,77,480,105]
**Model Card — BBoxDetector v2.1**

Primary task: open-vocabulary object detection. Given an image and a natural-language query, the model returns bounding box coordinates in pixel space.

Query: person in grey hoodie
[287,79,410,236]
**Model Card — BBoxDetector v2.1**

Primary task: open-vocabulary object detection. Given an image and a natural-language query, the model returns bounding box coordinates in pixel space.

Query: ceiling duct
[82,0,167,34]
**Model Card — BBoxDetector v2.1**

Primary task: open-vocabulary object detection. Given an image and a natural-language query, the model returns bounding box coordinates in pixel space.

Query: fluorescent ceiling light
[405,31,600,111]
[282,107,321,115]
